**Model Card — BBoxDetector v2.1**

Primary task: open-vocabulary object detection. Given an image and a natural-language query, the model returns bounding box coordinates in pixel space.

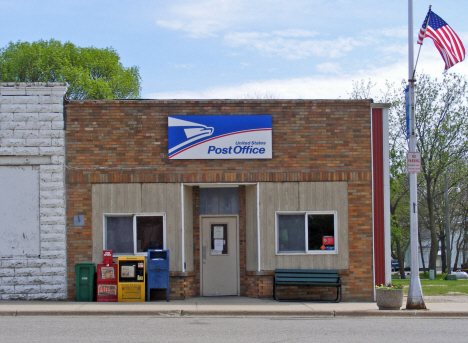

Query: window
[104,214,165,255]
[276,211,337,254]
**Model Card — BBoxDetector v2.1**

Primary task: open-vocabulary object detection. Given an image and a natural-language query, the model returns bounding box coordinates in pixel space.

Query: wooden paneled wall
[259,181,349,270]
[91,183,182,270]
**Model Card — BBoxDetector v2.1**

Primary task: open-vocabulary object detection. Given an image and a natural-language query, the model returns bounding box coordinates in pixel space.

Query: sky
[1,0,467,100]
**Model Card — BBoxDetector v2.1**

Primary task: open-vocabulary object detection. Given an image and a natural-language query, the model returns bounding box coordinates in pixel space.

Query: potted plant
[375,284,404,310]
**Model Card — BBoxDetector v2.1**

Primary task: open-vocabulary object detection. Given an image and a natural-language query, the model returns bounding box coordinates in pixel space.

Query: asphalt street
[0,317,466,343]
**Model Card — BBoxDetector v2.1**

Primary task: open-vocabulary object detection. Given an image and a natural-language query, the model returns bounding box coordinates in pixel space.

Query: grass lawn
[391,275,468,296]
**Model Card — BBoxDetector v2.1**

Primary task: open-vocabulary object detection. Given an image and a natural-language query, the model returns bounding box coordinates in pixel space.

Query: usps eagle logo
[168,117,214,155]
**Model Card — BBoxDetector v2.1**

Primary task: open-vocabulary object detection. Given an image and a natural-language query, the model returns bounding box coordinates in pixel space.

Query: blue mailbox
[146,249,170,302]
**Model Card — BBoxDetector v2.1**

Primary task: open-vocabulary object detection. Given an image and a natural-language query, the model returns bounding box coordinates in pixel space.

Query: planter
[376,289,404,310]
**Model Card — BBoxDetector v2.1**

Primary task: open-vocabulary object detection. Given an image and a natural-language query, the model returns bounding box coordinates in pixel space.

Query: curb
[335,310,468,318]
[1,309,468,317]
[0,310,333,317]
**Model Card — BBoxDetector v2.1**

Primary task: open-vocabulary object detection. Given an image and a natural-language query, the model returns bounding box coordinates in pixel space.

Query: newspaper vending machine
[97,250,118,302]
[117,256,146,302]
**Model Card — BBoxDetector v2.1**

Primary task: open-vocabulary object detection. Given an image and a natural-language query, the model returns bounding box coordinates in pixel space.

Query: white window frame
[275,211,338,255]
[103,212,166,256]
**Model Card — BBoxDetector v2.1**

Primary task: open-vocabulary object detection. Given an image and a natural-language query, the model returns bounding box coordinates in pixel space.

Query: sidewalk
[1,296,468,317]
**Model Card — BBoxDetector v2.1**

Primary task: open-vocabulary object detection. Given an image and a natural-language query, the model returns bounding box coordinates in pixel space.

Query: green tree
[349,73,468,275]
[0,39,141,100]
[414,74,468,273]
[451,171,468,270]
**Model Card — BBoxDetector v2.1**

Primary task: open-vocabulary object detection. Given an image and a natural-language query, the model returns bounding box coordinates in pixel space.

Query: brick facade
[65,99,376,301]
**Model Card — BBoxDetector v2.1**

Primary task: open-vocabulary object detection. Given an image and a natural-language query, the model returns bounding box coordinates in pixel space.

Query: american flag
[417,10,465,70]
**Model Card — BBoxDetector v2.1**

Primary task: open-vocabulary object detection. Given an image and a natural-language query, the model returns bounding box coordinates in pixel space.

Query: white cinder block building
[0,83,68,300]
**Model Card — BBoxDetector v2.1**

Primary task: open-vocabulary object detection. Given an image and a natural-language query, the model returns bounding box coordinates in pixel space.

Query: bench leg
[333,285,342,303]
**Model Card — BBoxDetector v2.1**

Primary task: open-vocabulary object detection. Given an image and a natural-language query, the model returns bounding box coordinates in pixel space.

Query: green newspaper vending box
[75,262,96,302]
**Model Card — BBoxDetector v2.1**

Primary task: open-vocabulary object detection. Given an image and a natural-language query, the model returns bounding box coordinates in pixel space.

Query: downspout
[257,182,261,271]
[181,183,185,272]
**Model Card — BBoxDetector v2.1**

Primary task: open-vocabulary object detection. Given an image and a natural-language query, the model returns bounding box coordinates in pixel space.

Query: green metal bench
[274,269,342,302]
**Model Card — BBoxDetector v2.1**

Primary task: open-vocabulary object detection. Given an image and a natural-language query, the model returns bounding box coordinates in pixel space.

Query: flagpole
[412,5,431,80]
[406,0,426,310]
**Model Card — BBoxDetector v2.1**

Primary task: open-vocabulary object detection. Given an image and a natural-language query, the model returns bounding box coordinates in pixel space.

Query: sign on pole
[407,152,421,173]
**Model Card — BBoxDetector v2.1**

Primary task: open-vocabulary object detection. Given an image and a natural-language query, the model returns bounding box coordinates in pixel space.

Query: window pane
[308,214,335,251]
[136,216,164,252]
[106,217,133,254]
[200,188,239,215]
[278,214,305,252]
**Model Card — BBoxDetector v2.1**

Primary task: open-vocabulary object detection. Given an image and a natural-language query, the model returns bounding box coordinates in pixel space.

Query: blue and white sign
[168,115,272,159]
[405,87,410,139]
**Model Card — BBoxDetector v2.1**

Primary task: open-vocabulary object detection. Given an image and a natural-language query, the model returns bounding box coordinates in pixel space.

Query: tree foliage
[350,73,468,274]
[0,39,141,100]
[413,73,468,272]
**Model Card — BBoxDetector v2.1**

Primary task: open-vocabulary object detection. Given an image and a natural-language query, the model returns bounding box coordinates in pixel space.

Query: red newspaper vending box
[97,250,118,302]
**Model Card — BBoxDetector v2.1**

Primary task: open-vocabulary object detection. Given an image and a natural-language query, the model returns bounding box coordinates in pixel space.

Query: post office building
[64,99,391,301]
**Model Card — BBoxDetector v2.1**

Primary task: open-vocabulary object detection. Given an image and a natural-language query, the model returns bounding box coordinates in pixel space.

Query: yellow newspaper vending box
[117,256,145,302]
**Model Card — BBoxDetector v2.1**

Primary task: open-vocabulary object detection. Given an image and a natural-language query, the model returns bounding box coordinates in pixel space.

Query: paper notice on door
[213,226,224,239]
[214,239,224,251]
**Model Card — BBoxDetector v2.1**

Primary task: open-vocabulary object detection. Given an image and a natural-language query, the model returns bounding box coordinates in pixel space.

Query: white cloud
[225,32,271,45]
[272,29,319,38]
[155,0,248,38]
[155,0,403,61]
[316,62,342,74]
[146,54,468,101]
[146,60,408,100]
[225,32,367,59]
[379,44,407,56]
[458,31,468,43]
[154,0,359,38]
[148,1,468,101]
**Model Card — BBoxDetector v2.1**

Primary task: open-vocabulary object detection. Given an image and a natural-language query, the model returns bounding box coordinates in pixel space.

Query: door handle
[202,246,206,264]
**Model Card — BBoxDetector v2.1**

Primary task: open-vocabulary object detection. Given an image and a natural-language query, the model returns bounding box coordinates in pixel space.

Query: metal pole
[445,175,452,274]
[406,0,426,309]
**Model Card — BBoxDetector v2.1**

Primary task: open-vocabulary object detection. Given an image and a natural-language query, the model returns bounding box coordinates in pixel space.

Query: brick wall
[0,83,68,300]
[65,99,375,301]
